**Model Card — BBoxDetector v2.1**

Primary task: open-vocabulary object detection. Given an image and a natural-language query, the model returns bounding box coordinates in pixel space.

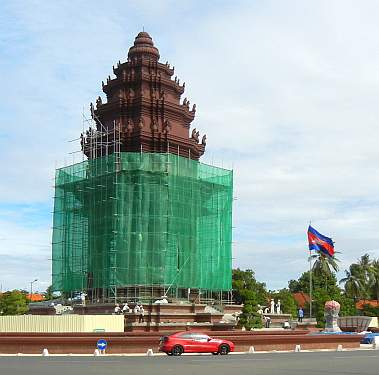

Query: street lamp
[30,279,38,300]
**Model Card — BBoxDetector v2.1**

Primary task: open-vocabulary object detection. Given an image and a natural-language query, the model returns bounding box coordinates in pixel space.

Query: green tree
[369,259,379,300]
[339,263,368,300]
[0,290,28,315]
[238,302,263,330]
[271,289,297,317]
[232,268,267,305]
[312,252,339,276]
[339,254,378,300]
[360,303,379,317]
[44,285,54,301]
[289,265,356,326]
[232,269,267,329]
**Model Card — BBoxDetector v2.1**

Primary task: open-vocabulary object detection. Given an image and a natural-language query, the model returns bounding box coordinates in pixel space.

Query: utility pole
[30,279,38,300]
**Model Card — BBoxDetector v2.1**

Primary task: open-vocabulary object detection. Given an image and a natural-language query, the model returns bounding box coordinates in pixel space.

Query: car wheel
[171,345,184,356]
[218,344,230,355]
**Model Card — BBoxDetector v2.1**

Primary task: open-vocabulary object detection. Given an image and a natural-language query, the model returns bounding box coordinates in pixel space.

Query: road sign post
[96,339,108,355]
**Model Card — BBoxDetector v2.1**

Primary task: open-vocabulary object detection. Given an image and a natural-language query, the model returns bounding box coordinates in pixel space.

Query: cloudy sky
[1,0,379,292]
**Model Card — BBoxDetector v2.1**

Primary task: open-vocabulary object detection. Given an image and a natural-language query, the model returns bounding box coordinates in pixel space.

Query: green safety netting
[52,152,233,293]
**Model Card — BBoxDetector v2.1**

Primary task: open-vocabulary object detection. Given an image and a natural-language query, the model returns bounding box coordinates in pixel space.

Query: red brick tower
[82,31,206,160]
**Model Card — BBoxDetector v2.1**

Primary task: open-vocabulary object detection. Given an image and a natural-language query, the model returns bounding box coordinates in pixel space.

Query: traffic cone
[94,349,100,356]
[146,348,154,356]
[248,346,255,353]
[42,348,49,356]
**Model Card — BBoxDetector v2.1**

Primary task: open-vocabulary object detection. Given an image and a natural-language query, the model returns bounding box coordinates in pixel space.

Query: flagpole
[309,249,313,319]
[308,220,313,319]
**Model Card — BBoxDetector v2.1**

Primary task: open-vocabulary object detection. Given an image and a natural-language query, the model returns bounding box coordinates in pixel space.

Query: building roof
[26,293,45,302]
[356,299,379,310]
[292,292,311,307]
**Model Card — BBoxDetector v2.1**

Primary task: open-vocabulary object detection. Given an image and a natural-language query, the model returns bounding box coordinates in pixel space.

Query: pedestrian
[298,307,304,323]
[139,305,145,323]
[264,315,271,328]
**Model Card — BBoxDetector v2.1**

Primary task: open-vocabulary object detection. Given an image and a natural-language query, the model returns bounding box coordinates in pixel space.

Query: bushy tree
[232,268,267,305]
[289,264,357,326]
[360,304,379,317]
[232,268,267,329]
[340,254,379,301]
[0,290,28,315]
[270,288,297,317]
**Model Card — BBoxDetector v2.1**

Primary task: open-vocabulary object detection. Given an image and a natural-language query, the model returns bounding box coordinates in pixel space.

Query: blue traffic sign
[97,339,108,350]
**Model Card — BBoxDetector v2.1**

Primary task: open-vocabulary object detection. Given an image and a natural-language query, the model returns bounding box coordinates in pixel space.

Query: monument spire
[82,31,205,160]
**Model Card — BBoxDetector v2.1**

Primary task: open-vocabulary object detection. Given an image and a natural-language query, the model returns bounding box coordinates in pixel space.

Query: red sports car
[159,332,235,356]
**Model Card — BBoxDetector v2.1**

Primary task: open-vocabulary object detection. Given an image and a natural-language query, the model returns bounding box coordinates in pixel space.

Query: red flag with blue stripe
[307,225,335,257]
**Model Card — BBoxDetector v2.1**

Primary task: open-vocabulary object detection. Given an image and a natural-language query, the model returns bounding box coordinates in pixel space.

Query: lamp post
[30,279,38,300]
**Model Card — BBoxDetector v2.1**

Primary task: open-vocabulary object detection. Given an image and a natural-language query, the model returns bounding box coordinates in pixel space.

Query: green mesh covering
[52,153,233,294]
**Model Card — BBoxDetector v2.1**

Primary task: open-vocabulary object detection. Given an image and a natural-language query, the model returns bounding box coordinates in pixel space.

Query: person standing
[139,305,145,323]
[264,316,271,328]
[298,307,304,323]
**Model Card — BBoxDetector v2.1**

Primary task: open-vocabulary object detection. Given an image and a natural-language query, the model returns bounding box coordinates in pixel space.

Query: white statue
[257,305,264,315]
[276,300,281,314]
[80,292,86,306]
[270,299,275,314]
[264,307,269,314]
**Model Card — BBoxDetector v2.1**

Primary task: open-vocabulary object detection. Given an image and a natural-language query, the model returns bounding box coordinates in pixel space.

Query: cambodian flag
[307,225,335,257]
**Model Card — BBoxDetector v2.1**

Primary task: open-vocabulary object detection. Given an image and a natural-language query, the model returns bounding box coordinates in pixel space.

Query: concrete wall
[0,331,362,354]
[0,315,124,333]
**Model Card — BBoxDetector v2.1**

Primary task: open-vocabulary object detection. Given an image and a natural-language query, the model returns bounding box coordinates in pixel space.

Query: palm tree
[370,260,379,300]
[339,263,368,300]
[339,254,375,300]
[311,252,339,276]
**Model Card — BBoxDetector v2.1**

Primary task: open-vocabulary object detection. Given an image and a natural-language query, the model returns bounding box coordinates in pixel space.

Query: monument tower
[52,32,233,303]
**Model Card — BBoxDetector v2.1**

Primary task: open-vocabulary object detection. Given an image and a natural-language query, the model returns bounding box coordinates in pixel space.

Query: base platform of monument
[29,302,244,332]
[0,330,362,354]
[262,313,292,328]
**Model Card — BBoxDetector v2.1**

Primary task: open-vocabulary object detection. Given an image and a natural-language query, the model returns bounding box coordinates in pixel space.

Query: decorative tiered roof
[82,31,206,160]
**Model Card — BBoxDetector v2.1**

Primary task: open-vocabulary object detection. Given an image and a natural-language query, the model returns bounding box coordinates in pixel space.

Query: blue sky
[1,0,379,292]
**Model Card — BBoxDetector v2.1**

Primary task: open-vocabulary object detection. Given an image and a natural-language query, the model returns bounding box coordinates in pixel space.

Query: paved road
[1,351,378,375]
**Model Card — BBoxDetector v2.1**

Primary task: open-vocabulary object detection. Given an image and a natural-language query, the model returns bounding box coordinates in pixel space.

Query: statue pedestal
[263,313,292,328]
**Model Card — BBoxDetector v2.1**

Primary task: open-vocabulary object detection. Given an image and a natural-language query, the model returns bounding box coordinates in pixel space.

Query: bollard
[373,336,379,349]
[336,344,343,351]
[94,349,100,356]
[248,346,255,353]
[294,345,301,352]
[42,348,49,357]
[146,348,154,356]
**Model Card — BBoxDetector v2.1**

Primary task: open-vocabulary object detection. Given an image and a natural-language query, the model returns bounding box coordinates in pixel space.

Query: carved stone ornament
[324,300,342,332]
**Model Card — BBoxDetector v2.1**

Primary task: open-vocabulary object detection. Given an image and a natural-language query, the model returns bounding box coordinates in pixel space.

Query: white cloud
[1,0,379,290]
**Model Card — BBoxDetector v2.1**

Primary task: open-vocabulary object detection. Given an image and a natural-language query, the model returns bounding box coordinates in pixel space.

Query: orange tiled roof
[26,293,45,302]
[356,299,379,309]
[292,292,310,307]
